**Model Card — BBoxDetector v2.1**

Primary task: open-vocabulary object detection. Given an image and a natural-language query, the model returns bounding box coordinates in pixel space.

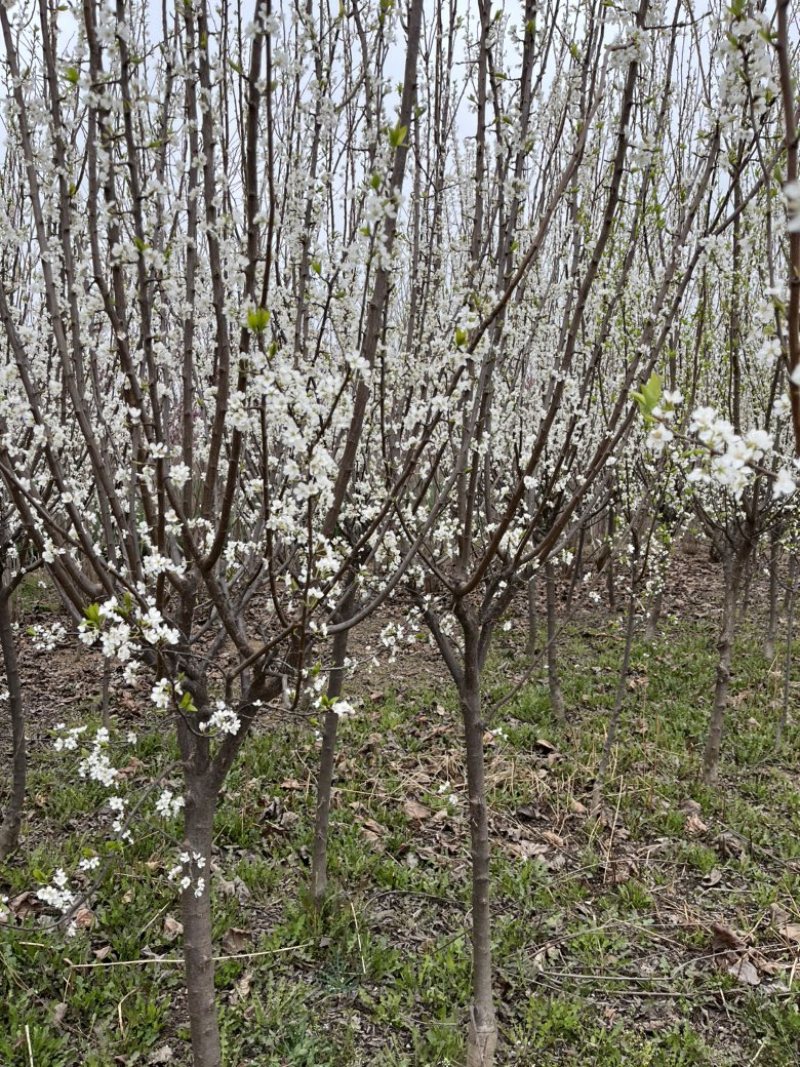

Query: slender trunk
[525,569,537,659]
[0,589,25,859]
[100,658,111,731]
[461,637,497,1067]
[644,588,662,642]
[181,780,221,1067]
[545,561,565,723]
[764,528,780,661]
[778,554,796,745]
[702,557,741,786]
[310,605,352,909]
[606,508,616,611]
[592,593,636,813]
[739,552,753,623]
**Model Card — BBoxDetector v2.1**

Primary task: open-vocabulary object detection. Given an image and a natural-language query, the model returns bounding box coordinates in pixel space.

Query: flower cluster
[686,408,794,499]
[29,621,67,652]
[167,850,207,897]
[198,700,241,736]
[79,597,180,668]
[155,789,185,819]
[37,868,74,914]
[77,726,118,788]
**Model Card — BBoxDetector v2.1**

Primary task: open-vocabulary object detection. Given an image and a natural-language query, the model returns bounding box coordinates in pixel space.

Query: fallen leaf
[684,813,708,836]
[162,915,183,942]
[515,805,538,822]
[569,798,588,816]
[230,969,252,1004]
[711,923,744,953]
[216,875,236,896]
[727,956,760,986]
[221,928,251,954]
[52,1002,67,1026]
[362,818,386,837]
[74,907,95,930]
[116,756,145,779]
[506,839,549,860]
[779,923,800,944]
[93,944,112,961]
[280,778,304,791]
[147,1047,174,1064]
[614,859,637,884]
[541,830,565,849]
[716,830,746,858]
[9,891,37,919]
[731,689,752,707]
[403,799,431,821]
[701,868,723,888]
[533,738,556,754]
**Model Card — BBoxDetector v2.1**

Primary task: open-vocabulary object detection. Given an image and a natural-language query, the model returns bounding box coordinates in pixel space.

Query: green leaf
[84,602,102,629]
[454,327,469,348]
[633,372,662,425]
[311,259,322,276]
[388,123,407,149]
[246,307,271,332]
[179,691,197,713]
[65,66,80,86]
[642,372,662,409]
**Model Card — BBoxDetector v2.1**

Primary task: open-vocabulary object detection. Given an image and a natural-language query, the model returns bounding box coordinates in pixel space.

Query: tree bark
[181,779,221,1067]
[778,554,796,745]
[525,569,538,659]
[310,605,351,909]
[702,555,741,785]
[644,587,662,642]
[592,592,636,813]
[545,561,565,723]
[0,589,25,859]
[764,528,780,661]
[606,507,616,611]
[460,635,497,1067]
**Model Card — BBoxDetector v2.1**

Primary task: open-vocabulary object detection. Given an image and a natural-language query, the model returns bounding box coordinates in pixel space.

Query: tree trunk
[100,658,111,731]
[592,593,636,813]
[525,569,538,659]
[310,589,354,909]
[764,528,780,661]
[545,561,565,723]
[702,556,741,786]
[460,638,498,1067]
[644,588,662,642]
[606,507,616,611]
[181,780,221,1067]
[0,589,25,859]
[778,554,796,745]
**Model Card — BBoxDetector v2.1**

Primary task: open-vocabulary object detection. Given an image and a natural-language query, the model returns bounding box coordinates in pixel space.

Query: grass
[1,612,799,1065]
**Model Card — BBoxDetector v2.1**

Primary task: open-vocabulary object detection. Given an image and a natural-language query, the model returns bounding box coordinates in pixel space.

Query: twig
[117,988,136,1037]
[25,1023,34,1067]
[63,940,315,970]
[350,900,366,975]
